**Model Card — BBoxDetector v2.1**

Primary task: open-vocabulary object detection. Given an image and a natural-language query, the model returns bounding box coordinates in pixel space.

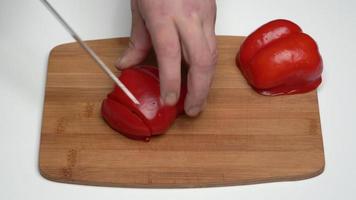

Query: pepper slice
[237,19,323,95]
[102,98,151,140]
[101,66,186,141]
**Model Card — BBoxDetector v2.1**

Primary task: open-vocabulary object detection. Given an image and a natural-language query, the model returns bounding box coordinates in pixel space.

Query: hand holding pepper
[116,0,217,116]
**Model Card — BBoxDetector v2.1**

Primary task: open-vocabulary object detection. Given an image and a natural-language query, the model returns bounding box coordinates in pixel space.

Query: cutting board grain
[39,36,325,188]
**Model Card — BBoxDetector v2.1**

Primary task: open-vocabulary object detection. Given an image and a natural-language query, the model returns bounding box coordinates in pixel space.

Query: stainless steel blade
[41,0,140,105]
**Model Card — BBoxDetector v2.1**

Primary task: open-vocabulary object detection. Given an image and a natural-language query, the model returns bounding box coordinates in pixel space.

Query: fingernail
[116,57,126,69]
[164,92,177,106]
[187,105,201,116]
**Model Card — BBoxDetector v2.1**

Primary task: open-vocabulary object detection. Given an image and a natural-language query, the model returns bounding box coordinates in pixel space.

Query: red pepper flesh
[101,66,186,141]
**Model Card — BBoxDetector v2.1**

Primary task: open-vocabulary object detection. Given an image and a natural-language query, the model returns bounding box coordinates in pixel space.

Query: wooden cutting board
[39,36,325,188]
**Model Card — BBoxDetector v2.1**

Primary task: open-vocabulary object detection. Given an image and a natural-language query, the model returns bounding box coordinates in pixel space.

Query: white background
[1,0,355,199]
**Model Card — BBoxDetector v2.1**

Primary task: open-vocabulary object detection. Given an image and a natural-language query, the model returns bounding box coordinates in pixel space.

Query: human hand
[116,0,217,117]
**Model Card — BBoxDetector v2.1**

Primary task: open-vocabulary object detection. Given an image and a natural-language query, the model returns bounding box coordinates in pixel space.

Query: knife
[41,0,140,105]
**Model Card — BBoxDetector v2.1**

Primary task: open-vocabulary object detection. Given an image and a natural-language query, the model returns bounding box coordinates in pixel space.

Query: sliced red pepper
[237,19,323,95]
[102,98,151,140]
[101,65,186,141]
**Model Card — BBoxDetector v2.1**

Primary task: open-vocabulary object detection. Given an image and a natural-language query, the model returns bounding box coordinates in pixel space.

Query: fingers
[203,1,217,55]
[120,0,217,114]
[177,18,217,117]
[116,0,152,69]
[146,20,182,106]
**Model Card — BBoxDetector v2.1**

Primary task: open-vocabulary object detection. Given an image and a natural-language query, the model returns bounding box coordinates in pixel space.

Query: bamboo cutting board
[39,36,325,187]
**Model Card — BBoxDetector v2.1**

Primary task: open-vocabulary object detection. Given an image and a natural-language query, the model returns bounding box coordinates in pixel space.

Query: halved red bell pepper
[237,19,323,95]
[101,66,186,141]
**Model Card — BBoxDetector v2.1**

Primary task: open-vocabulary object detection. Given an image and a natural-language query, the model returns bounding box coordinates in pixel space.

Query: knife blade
[41,0,140,105]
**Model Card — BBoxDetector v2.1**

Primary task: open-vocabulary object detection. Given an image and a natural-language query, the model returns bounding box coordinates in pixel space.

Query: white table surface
[1,0,355,199]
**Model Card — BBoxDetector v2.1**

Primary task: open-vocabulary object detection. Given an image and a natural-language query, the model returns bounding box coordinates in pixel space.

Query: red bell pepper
[237,19,323,95]
[101,66,186,141]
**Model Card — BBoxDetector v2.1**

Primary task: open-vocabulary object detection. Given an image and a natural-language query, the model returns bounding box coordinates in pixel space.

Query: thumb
[116,0,151,69]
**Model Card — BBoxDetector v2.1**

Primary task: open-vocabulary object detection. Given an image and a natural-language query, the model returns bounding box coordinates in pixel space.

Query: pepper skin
[237,19,323,95]
[101,66,186,141]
